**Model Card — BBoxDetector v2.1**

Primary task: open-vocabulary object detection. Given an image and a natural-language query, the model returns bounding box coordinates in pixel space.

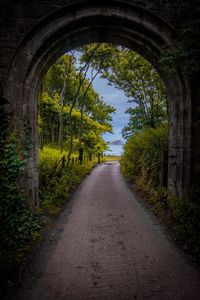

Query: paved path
[17,162,200,300]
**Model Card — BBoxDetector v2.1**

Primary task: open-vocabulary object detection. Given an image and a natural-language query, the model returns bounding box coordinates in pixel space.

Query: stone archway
[2,1,195,207]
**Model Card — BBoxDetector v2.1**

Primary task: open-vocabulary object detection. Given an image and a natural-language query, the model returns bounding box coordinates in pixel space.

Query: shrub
[121,124,168,190]
[39,147,96,215]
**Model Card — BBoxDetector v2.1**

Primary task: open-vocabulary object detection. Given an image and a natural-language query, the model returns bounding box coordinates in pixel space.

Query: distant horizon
[104,143,124,156]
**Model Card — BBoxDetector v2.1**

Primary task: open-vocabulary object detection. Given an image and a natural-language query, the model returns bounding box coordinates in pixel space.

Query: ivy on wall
[0,103,41,270]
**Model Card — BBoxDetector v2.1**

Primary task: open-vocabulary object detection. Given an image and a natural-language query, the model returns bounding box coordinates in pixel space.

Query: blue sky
[92,75,130,142]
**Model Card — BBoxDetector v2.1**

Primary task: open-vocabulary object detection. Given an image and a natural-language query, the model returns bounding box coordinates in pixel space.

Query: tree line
[39,43,168,163]
[39,45,115,164]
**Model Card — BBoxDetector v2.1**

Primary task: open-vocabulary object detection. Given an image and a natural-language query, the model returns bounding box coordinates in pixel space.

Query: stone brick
[0,0,199,206]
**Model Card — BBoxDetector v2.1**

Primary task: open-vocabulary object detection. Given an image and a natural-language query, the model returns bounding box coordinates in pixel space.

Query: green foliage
[121,124,168,189]
[39,147,96,215]
[121,125,169,214]
[0,107,41,266]
[149,186,168,214]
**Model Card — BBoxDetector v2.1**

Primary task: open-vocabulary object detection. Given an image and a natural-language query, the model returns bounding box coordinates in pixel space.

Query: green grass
[102,155,121,162]
[39,146,97,215]
[39,146,78,163]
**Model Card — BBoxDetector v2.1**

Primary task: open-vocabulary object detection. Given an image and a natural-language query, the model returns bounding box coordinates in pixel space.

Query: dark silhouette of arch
[1,0,197,207]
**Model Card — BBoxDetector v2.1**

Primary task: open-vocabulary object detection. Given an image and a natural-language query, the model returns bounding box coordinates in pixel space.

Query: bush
[121,124,168,191]
[39,147,96,215]
[121,125,169,212]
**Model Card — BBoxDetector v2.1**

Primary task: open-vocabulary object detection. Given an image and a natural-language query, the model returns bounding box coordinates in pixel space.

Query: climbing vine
[0,104,41,270]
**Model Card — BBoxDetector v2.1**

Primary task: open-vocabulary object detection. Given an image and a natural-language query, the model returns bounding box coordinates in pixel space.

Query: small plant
[121,124,168,187]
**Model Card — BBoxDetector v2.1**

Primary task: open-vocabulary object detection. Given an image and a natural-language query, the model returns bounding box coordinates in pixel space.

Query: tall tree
[38,50,115,160]
[80,44,168,138]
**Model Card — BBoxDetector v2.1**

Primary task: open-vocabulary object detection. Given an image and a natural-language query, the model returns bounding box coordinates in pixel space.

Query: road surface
[16,162,200,300]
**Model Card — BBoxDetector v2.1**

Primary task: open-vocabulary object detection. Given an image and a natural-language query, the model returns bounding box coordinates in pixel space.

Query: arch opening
[3,1,191,206]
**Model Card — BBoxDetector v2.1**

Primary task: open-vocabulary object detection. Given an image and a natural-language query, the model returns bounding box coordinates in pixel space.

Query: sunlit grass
[39,146,97,215]
[102,155,121,162]
[39,146,78,163]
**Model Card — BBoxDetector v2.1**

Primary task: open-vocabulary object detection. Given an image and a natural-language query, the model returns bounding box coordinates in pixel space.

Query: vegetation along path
[16,162,200,300]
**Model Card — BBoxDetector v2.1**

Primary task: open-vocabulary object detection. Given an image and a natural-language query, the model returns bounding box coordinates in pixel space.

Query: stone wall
[0,0,199,206]
[0,0,195,94]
